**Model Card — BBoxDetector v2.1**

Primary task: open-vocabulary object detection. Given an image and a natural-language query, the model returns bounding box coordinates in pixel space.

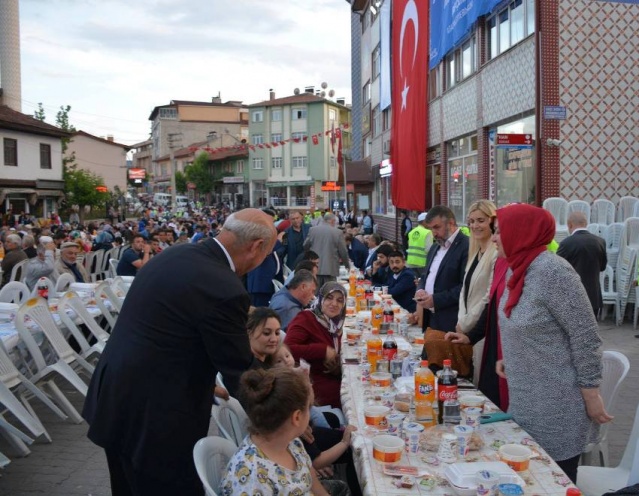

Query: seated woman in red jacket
[284,282,346,409]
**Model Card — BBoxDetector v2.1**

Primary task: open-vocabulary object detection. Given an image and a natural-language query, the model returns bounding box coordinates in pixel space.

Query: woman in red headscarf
[493,204,611,483]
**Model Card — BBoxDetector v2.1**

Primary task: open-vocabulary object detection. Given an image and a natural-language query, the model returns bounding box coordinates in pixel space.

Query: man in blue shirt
[387,251,417,312]
[117,235,151,276]
[269,269,317,331]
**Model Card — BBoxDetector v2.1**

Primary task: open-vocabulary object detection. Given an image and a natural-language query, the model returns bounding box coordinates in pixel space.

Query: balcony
[267,197,311,208]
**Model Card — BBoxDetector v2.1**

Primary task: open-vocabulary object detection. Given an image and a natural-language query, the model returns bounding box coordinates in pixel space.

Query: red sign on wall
[496,134,534,146]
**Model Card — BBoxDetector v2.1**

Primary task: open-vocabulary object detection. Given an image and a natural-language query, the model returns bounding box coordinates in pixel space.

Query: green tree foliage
[64,168,109,222]
[185,153,213,197]
[175,170,187,194]
[33,103,46,122]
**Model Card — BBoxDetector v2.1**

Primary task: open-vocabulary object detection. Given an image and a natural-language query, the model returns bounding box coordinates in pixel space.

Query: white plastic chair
[9,259,28,283]
[0,342,68,445]
[272,279,284,293]
[95,281,121,330]
[0,413,34,458]
[568,200,591,224]
[581,351,630,466]
[587,224,605,237]
[623,217,639,249]
[600,265,620,324]
[0,281,30,305]
[57,291,110,359]
[193,436,238,496]
[604,223,624,270]
[108,258,118,279]
[592,199,615,225]
[282,264,291,278]
[617,196,639,222]
[543,197,569,241]
[211,397,249,447]
[15,297,95,423]
[29,277,56,298]
[634,286,639,331]
[55,273,75,293]
[111,276,131,298]
[577,400,639,494]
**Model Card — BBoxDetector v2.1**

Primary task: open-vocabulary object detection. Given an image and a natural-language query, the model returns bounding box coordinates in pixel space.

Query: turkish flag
[391,0,428,210]
[312,135,319,145]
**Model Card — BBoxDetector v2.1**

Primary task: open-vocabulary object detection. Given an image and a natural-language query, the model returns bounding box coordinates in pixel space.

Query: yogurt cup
[403,422,424,453]
[498,444,532,472]
[364,405,390,429]
[460,394,486,412]
[370,372,392,388]
[386,413,405,436]
[462,406,483,430]
[372,434,404,463]
[454,424,474,458]
[476,469,500,496]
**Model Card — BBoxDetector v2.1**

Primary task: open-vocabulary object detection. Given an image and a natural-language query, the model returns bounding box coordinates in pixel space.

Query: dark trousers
[317,275,337,288]
[556,454,581,483]
[106,449,204,496]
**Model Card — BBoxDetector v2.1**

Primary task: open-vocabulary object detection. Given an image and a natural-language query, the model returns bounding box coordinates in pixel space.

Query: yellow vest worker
[406,212,433,269]
[460,226,470,237]
[547,239,559,253]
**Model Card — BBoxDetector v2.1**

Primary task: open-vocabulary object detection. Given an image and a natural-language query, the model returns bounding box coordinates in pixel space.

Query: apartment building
[247,90,351,211]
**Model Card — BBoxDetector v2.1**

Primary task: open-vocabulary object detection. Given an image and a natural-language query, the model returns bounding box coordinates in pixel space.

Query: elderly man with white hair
[1,233,28,287]
[55,241,90,283]
[23,237,58,290]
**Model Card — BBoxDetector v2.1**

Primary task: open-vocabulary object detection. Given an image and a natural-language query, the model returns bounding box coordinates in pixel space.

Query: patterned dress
[499,251,602,461]
[220,436,314,495]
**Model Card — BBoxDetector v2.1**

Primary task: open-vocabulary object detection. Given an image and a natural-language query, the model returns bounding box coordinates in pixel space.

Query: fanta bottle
[371,301,383,330]
[415,360,436,404]
[349,270,357,297]
[366,329,383,371]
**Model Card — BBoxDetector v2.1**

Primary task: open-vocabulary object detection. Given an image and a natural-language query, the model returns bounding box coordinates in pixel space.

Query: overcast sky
[18,0,352,145]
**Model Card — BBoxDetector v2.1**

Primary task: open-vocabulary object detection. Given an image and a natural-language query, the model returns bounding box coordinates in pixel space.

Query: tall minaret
[0,0,22,111]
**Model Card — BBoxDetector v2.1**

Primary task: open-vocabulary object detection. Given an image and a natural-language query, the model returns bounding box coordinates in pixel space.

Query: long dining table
[339,315,579,495]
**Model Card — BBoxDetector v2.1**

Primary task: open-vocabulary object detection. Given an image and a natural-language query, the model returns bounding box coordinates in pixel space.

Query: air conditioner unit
[383,140,391,154]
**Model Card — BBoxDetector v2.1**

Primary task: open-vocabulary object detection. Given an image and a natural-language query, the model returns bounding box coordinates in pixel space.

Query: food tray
[443,462,526,496]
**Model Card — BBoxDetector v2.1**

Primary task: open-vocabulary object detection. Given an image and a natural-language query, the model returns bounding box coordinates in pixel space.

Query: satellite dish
[321,82,328,89]
[320,91,326,98]
[328,89,336,97]
[293,88,300,95]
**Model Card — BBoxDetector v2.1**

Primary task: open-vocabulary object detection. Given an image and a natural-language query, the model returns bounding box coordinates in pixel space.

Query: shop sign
[223,176,245,184]
[321,181,341,191]
[380,159,393,177]
[496,134,533,148]
[543,106,567,120]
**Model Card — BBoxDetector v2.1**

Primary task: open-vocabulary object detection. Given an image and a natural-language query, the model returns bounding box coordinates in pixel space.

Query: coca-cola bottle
[382,330,398,361]
[383,300,394,323]
[437,359,458,424]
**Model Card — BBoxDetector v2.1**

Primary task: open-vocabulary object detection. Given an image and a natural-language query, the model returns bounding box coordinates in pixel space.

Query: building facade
[66,131,130,193]
[130,139,153,193]
[148,97,248,192]
[349,0,639,240]
[247,91,351,211]
[0,105,68,220]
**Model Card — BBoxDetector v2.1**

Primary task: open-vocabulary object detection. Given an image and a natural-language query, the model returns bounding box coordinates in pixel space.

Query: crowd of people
[0,198,615,494]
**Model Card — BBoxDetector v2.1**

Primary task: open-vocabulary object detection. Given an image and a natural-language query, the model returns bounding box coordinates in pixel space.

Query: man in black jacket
[557,211,607,317]
[83,208,277,496]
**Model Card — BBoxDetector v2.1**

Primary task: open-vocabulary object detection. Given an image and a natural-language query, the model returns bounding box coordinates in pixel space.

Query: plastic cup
[461,407,482,430]
[381,391,396,409]
[370,372,392,388]
[346,328,362,345]
[403,422,424,453]
[454,425,474,458]
[386,413,405,436]
[437,433,458,463]
[382,285,389,294]
[498,444,532,472]
[460,394,486,413]
[390,358,404,379]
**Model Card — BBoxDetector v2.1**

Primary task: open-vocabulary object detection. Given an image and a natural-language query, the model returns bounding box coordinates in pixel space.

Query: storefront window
[447,136,478,222]
[493,115,536,206]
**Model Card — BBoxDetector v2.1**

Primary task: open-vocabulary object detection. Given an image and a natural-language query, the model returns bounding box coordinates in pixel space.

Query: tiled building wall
[558,0,639,202]
[350,11,363,161]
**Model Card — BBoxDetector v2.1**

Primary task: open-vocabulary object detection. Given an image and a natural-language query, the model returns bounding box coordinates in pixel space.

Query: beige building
[66,131,130,193]
[131,139,152,192]
[148,97,248,192]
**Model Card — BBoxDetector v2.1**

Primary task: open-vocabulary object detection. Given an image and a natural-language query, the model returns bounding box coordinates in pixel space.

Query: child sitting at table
[272,343,360,496]
[220,367,349,496]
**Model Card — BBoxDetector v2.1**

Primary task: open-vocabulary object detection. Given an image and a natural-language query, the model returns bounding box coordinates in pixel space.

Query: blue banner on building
[429,0,502,70]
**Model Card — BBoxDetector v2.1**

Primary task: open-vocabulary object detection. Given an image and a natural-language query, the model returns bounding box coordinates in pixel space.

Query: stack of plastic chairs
[616,196,639,222]
[604,223,624,271]
[543,197,569,242]
[568,199,591,223]
[591,199,615,225]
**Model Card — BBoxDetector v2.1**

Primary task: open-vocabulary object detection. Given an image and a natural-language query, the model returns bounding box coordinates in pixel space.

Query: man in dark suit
[557,211,607,316]
[82,209,277,496]
[277,210,311,270]
[414,206,469,333]
[345,232,368,271]
[363,232,382,273]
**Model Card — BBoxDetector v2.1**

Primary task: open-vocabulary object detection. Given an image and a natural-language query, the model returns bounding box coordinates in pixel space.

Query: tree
[33,103,46,122]
[185,152,213,201]
[175,171,187,194]
[64,168,109,222]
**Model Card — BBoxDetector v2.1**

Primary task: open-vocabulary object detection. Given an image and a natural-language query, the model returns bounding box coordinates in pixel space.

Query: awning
[0,188,37,204]
[36,190,65,197]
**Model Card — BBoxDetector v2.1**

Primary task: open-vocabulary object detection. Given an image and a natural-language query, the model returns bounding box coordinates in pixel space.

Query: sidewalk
[0,320,637,495]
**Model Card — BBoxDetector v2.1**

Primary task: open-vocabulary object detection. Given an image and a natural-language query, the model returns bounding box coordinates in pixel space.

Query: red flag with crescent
[391,0,428,210]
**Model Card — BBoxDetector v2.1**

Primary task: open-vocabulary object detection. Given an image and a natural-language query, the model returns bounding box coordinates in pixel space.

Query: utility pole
[167,132,182,212]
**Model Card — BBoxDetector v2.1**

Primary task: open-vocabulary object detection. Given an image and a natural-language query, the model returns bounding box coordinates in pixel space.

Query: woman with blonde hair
[456,199,498,333]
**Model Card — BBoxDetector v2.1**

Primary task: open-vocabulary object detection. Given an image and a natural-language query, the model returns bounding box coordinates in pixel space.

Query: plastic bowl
[364,405,390,429]
[498,444,532,472]
[372,434,404,463]
[370,372,392,388]
[460,394,486,412]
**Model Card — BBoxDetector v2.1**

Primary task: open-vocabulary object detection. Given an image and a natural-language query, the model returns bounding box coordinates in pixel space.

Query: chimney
[336,97,346,105]
[0,0,22,112]
[304,86,315,94]
[211,92,222,104]
[107,135,114,142]
[269,89,275,100]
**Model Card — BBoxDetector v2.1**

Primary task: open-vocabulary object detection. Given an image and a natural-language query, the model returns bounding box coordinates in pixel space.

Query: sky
[17,0,353,146]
